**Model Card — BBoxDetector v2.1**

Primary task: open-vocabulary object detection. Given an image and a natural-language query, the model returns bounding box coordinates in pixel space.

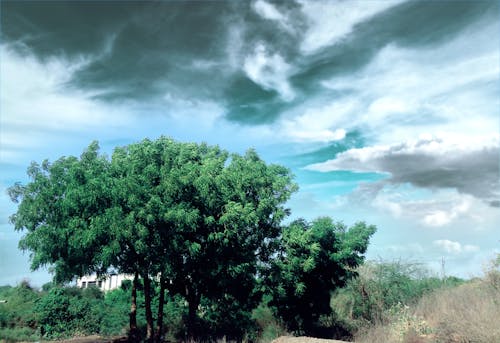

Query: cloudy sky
[1,0,499,286]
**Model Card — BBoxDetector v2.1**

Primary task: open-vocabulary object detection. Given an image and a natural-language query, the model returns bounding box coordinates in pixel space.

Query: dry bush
[354,259,500,343]
[355,323,399,343]
[355,303,432,343]
[415,268,500,343]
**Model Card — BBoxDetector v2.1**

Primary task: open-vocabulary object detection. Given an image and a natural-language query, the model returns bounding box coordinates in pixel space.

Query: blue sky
[1,0,499,286]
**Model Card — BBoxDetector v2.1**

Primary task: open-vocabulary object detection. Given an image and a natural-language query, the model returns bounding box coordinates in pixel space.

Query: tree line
[8,137,376,342]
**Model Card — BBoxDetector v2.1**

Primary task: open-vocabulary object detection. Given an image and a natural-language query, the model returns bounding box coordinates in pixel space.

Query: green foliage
[8,142,113,283]
[251,297,287,343]
[267,218,376,337]
[161,294,187,341]
[0,281,40,338]
[0,327,40,342]
[7,137,391,341]
[99,288,132,336]
[331,261,464,332]
[35,286,104,339]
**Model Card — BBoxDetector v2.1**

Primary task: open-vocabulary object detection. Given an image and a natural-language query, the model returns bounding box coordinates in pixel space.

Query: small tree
[267,217,376,337]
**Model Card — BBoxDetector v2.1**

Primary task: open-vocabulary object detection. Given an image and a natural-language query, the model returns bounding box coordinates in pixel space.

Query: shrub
[99,288,130,336]
[356,257,500,343]
[35,286,104,339]
[0,281,40,336]
[416,279,500,342]
[251,298,287,343]
[331,260,462,332]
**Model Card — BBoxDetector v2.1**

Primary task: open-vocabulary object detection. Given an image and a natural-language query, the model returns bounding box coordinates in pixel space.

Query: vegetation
[355,257,500,343]
[331,260,464,334]
[1,259,498,343]
[267,218,376,337]
[5,137,497,343]
[6,137,376,342]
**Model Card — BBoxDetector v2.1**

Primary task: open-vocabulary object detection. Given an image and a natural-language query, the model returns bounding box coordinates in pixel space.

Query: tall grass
[356,258,500,343]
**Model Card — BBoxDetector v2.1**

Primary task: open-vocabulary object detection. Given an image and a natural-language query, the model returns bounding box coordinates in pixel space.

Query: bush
[35,286,104,339]
[356,257,500,343]
[99,288,130,336]
[331,261,462,333]
[0,281,40,341]
[252,298,287,343]
[416,277,500,342]
[0,327,40,342]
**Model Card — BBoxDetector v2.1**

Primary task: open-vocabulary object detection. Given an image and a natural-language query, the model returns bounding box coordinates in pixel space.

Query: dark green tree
[159,145,297,340]
[267,217,376,337]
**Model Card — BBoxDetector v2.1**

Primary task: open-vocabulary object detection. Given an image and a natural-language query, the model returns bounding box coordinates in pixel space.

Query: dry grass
[415,273,500,343]
[355,267,500,343]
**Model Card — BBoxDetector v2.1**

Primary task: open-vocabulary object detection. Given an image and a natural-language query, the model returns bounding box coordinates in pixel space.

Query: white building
[76,273,134,292]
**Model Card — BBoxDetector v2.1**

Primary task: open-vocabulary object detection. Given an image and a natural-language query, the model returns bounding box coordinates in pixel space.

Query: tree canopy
[8,137,299,341]
[8,137,377,341]
[267,218,376,336]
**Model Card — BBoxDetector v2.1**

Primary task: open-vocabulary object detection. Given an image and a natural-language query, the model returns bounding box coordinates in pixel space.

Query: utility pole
[441,256,446,283]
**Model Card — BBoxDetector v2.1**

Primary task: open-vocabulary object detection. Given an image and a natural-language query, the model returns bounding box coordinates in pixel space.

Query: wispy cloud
[252,0,292,33]
[433,239,479,254]
[298,0,405,54]
[243,43,295,101]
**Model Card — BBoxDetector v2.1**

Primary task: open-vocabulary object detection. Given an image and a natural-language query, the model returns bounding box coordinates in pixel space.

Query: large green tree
[155,144,297,340]
[9,137,297,341]
[267,217,376,337]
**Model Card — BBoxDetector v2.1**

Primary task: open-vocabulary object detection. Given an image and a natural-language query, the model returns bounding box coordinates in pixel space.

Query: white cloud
[321,34,500,145]
[273,21,498,147]
[0,44,232,165]
[433,239,479,254]
[306,134,499,172]
[253,0,291,32]
[226,24,245,71]
[386,243,424,254]
[423,199,470,227]
[163,93,224,128]
[424,211,454,227]
[0,44,136,162]
[299,0,404,54]
[345,182,496,230]
[368,96,413,116]
[277,99,356,142]
[243,43,295,101]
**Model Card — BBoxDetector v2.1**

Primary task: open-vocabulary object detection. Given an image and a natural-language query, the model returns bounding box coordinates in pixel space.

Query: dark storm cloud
[1,0,498,124]
[291,1,499,91]
[306,137,500,206]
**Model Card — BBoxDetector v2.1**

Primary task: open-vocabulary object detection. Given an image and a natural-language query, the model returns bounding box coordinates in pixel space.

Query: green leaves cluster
[8,137,377,341]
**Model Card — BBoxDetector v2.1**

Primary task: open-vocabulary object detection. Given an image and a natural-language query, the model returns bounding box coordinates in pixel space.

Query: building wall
[76,273,134,292]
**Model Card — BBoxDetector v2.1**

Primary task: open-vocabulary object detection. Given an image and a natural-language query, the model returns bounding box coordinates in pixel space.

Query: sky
[0,0,499,286]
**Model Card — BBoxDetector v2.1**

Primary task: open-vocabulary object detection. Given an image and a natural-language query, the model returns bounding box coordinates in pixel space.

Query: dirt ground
[41,335,127,343]
[272,336,351,343]
[33,335,350,343]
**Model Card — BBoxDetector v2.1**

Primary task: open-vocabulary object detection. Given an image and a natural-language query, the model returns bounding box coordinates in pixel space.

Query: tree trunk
[143,273,155,341]
[186,285,200,341]
[155,275,166,342]
[129,271,139,340]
